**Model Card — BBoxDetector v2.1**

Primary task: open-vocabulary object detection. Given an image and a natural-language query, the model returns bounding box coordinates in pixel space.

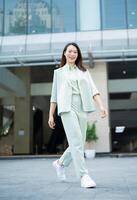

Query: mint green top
[67,64,80,94]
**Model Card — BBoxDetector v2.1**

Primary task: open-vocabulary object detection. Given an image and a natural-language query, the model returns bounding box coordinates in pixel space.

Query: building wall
[86,62,111,152]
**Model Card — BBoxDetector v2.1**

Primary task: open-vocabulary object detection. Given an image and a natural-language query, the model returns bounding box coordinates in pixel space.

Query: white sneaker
[52,160,66,181]
[81,174,96,188]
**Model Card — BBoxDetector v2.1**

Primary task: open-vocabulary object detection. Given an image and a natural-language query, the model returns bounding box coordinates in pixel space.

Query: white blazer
[50,64,99,116]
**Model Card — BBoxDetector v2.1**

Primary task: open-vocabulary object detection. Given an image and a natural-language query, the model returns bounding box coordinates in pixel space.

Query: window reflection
[77,0,100,31]
[28,0,51,34]
[4,0,27,35]
[127,0,137,29]
[0,105,15,137]
[52,0,76,33]
[102,0,126,30]
[2,0,137,35]
[0,0,3,35]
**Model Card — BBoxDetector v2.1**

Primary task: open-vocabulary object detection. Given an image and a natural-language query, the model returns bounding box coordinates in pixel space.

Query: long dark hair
[60,42,86,72]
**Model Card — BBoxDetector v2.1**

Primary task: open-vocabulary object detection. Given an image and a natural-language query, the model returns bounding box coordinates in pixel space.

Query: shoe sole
[81,184,96,188]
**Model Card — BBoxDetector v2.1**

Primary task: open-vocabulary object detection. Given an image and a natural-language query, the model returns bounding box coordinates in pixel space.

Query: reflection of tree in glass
[28,0,52,33]
[11,17,26,34]
[9,0,27,34]
[52,3,64,32]
[0,7,3,33]
[8,0,64,34]
[0,8,3,14]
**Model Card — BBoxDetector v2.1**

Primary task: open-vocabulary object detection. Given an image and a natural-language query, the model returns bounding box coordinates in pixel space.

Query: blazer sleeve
[87,70,100,97]
[50,70,57,103]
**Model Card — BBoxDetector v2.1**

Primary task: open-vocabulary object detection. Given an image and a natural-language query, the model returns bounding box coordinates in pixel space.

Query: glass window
[108,61,137,80]
[52,0,76,33]
[0,0,3,35]
[127,0,137,28]
[77,0,100,31]
[28,0,51,34]
[4,0,27,35]
[101,0,126,30]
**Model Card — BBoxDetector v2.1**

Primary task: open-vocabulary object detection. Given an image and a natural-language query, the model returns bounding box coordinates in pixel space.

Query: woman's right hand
[48,115,56,129]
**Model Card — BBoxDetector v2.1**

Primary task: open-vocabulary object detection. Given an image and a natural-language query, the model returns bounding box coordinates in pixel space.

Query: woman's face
[64,45,78,65]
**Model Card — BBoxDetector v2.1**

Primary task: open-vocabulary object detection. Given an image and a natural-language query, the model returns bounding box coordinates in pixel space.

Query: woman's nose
[71,52,75,56]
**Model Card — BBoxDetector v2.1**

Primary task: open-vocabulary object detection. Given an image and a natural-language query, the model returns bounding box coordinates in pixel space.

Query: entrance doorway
[108,61,137,152]
[47,109,67,154]
[32,97,67,155]
[33,108,43,154]
[31,66,67,155]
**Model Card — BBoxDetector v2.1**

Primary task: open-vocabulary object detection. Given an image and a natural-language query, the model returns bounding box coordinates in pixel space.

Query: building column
[87,62,111,153]
[14,68,33,154]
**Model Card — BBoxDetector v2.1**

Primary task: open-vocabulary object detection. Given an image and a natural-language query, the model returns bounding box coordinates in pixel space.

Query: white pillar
[87,62,111,153]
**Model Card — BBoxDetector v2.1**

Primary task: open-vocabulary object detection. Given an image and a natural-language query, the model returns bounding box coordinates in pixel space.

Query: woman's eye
[68,50,77,54]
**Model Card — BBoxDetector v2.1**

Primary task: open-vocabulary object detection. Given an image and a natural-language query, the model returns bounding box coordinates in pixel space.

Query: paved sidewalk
[0,157,137,200]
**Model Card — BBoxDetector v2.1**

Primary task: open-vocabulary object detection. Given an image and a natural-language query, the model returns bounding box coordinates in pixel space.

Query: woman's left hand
[100,106,108,118]
[93,94,108,118]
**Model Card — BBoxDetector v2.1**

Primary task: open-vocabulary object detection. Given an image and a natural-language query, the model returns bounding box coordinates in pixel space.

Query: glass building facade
[127,0,137,29]
[0,0,137,36]
[4,0,27,35]
[102,0,127,29]
[28,0,51,34]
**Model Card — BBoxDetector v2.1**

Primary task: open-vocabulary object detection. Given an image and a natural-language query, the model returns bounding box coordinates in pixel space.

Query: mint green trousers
[59,94,88,178]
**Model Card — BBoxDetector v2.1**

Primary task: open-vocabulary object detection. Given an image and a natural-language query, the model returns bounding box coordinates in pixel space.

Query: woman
[48,42,107,188]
